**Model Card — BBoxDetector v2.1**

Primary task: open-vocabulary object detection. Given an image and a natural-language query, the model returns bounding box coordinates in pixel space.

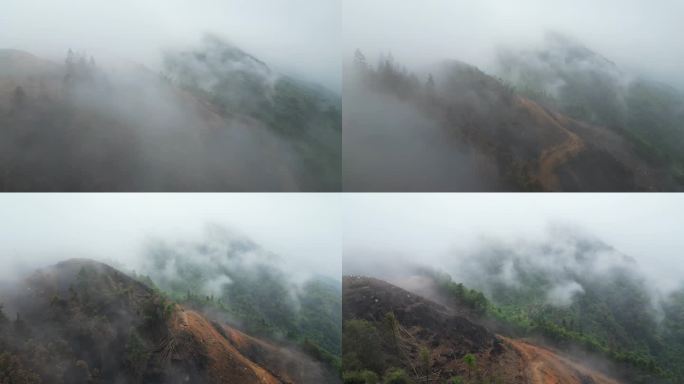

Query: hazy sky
[0,194,341,280]
[344,0,684,86]
[344,194,684,292]
[0,0,341,91]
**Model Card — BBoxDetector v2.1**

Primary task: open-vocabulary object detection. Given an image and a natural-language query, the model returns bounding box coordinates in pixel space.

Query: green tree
[383,312,399,352]
[343,319,384,373]
[12,86,26,110]
[419,347,431,384]
[13,313,29,339]
[354,49,368,70]
[344,370,380,384]
[383,367,412,384]
[0,304,8,325]
[343,371,366,384]
[125,331,149,378]
[425,74,435,94]
[463,354,476,382]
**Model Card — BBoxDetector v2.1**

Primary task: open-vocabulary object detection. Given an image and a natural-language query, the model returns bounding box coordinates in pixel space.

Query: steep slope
[426,233,675,382]
[139,229,342,364]
[346,42,677,191]
[0,49,61,82]
[342,276,623,384]
[0,259,336,384]
[498,32,684,189]
[0,37,340,191]
[162,35,342,190]
[222,324,340,383]
[503,337,620,384]
[168,309,279,384]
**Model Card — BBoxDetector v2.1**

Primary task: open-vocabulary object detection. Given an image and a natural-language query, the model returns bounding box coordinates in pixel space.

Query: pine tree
[354,49,368,71]
[419,347,431,384]
[463,353,476,382]
[12,86,26,109]
[426,74,435,90]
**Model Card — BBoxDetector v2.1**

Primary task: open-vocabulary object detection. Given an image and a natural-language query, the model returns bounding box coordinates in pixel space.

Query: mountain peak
[540,31,618,71]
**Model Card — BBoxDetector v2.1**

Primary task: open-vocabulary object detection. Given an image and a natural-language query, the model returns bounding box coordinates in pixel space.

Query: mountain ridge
[0,258,339,384]
[342,275,623,384]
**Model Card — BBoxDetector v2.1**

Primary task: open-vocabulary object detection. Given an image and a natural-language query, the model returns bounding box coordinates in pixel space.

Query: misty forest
[0,227,342,384]
[0,35,341,191]
[342,229,684,384]
[345,32,684,191]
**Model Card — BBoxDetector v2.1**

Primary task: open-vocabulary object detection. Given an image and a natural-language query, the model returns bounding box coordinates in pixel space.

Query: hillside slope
[0,37,341,191]
[0,259,337,383]
[342,276,623,384]
[345,41,680,191]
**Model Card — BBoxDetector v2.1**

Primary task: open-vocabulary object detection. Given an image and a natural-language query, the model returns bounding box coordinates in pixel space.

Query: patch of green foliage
[500,45,684,188]
[141,238,342,373]
[0,262,182,383]
[382,368,412,384]
[342,315,424,383]
[427,270,489,316]
[425,268,680,383]
[342,319,384,374]
[124,331,150,380]
[163,37,341,191]
[343,369,380,384]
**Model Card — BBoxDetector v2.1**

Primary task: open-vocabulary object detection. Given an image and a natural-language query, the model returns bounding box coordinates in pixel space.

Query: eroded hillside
[0,259,338,384]
[342,276,623,384]
[345,36,683,191]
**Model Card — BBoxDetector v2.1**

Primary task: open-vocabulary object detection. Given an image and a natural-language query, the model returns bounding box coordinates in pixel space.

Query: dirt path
[501,337,621,384]
[538,125,584,191]
[517,98,586,191]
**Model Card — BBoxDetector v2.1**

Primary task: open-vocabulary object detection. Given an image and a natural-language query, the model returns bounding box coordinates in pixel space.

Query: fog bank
[1,0,340,91]
[0,194,341,281]
[344,194,684,293]
[344,0,684,88]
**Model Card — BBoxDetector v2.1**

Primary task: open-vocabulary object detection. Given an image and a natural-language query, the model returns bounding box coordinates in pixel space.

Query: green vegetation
[498,37,684,188]
[426,270,489,316]
[383,368,412,384]
[423,267,682,383]
[342,319,384,374]
[418,347,430,384]
[462,354,476,382]
[0,262,180,383]
[342,369,380,384]
[164,36,341,191]
[351,50,547,192]
[124,331,149,380]
[140,234,342,373]
[343,367,413,384]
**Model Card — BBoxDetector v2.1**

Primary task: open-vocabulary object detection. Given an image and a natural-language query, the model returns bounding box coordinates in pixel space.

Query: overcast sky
[0,0,341,91]
[344,0,684,86]
[344,194,684,292]
[0,194,341,280]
